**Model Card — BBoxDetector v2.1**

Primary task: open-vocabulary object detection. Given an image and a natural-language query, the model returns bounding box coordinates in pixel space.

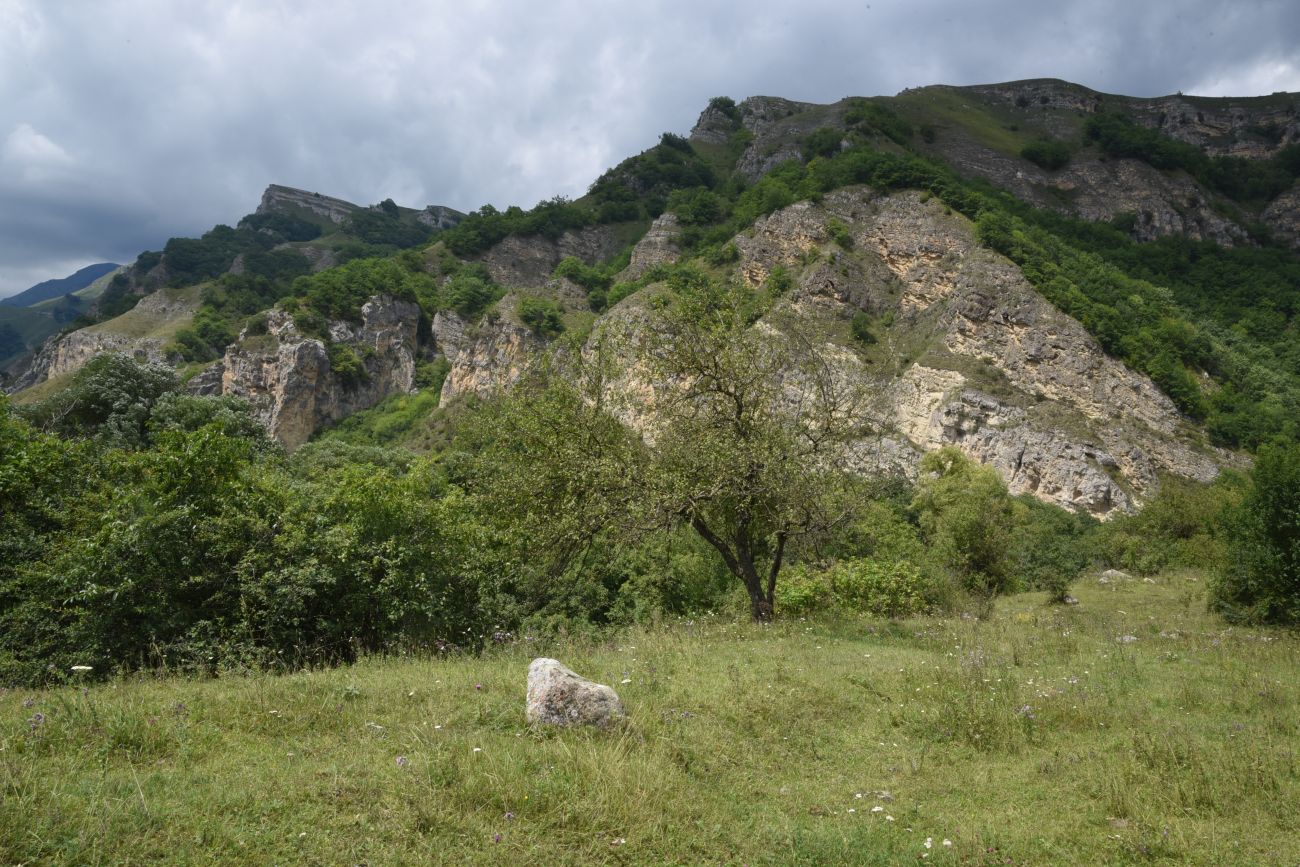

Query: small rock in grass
[526,658,625,728]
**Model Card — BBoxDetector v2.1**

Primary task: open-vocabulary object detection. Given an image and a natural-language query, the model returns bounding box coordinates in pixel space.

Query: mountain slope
[1,262,120,308]
[10,79,1299,515]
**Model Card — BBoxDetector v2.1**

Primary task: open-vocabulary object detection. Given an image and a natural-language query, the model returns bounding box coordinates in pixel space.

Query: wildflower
[396,756,409,768]
[473,747,482,753]
[885,815,895,822]
[28,712,45,730]
[942,839,952,847]
[475,683,483,691]
[22,698,34,708]
[504,812,515,821]
[493,833,502,843]
[925,837,933,849]
[871,806,884,813]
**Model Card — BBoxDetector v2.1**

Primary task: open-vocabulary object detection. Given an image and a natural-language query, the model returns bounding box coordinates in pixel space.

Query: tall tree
[466,271,867,621]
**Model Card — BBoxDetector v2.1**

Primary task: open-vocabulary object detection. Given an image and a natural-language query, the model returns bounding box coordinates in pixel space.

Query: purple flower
[28,712,45,730]
[493,833,502,843]
[396,755,409,768]
[475,683,483,691]
[23,698,34,708]
[505,811,515,821]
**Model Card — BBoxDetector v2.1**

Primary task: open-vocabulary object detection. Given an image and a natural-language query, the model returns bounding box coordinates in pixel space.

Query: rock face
[619,213,681,280]
[1262,182,1300,249]
[437,310,544,404]
[214,295,420,449]
[477,226,624,288]
[255,184,362,225]
[418,205,466,230]
[525,658,625,728]
[719,187,1227,515]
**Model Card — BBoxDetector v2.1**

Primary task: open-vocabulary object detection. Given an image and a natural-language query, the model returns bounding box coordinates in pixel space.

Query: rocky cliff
[419,183,1231,517]
[212,296,420,449]
[696,82,1299,247]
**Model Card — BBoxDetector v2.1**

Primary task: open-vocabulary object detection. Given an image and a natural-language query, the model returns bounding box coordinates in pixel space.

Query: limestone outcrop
[214,295,419,449]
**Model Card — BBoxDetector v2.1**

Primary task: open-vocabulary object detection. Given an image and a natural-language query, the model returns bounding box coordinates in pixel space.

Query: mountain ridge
[8,78,1298,514]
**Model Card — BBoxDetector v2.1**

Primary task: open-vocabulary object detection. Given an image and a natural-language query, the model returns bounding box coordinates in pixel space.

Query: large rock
[525,658,625,728]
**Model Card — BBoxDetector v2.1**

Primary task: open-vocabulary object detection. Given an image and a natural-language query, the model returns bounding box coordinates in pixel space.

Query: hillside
[1,262,120,308]
[0,264,123,369]
[11,80,1300,512]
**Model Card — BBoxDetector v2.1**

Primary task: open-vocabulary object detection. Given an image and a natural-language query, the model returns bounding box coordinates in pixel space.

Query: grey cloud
[2,0,1298,296]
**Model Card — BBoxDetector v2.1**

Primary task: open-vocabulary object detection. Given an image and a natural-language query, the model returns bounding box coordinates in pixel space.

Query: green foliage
[1010,495,1096,599]
[1099,474,1244,575]
[587,138,715,223]
[1085,112,1299,204]
[1020,137,1071,171]
[327,343,368,388]
[442,197,595,257]
[1213,443,1300,624]
[517,297,565,337]
[441,267,503,319]
[830,559,930,618]
[147,392,274,448]
[850,311,876,344]
[239,211,323,242]
[666,186,726,225]
[803,127,844,161]
[707,95,740,120]
[162,224,277,287]
[19,353,179,448]
[912,447,1017,596]
[294,256,434,322]
[826,217,853,249]
[340,207,433,249]
[553,255,630,311]
[844,99,913,144]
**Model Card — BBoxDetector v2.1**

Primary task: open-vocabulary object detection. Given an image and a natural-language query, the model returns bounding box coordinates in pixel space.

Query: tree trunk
[688,514,774,623]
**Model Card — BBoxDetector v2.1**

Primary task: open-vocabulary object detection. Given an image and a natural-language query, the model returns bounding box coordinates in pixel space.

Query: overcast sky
[2,0,1298,297]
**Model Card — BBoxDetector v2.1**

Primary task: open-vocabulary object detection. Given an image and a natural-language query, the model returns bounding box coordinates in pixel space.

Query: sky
[2,0,1299,298]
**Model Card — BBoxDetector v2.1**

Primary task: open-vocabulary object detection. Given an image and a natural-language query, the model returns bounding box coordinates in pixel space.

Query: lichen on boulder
[525,658,625,728]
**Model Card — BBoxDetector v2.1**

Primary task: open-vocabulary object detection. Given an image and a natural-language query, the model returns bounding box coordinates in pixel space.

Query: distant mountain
[2,263,122,308]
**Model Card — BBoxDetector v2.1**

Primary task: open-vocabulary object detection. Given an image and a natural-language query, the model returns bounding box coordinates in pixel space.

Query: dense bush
[912,448,1017,596]
[1212,443,1300,624]
[1020,138,1071,171]
[517,297,565,337]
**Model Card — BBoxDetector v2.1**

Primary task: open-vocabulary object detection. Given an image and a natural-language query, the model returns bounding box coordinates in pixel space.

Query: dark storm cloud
[2,0,1298,296]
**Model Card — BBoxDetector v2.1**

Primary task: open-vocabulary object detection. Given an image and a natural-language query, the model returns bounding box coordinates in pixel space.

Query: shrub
[830,559,929,617]
[804,127,844,161]
[1212,443,1300,624]
[912,447,1017,596]
[850,311,876,345]
[517,297,565,338]
[775,564,833,616]
[1020,138,1071,171]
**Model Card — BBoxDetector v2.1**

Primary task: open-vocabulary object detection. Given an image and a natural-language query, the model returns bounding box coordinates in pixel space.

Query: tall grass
[3,572,1297,865]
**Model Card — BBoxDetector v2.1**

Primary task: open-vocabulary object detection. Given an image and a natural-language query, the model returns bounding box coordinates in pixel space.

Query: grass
[2,574,1297,865]
[85,284,201,340]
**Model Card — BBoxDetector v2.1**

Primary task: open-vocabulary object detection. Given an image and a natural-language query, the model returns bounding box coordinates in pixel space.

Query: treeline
[6,340,1292,687]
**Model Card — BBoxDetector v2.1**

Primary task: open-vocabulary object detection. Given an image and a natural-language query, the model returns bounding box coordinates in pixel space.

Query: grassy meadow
[2,572,1297,866]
